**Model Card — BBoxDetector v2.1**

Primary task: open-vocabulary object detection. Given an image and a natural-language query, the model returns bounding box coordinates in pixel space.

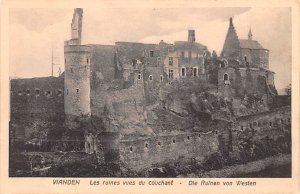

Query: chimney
[188,30,195,43]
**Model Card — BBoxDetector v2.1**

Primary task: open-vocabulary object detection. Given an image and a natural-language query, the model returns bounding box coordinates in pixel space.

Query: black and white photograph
[8,6,292,179]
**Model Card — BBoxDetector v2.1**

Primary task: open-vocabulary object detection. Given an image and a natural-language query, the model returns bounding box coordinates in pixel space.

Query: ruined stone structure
[9,8,291,172]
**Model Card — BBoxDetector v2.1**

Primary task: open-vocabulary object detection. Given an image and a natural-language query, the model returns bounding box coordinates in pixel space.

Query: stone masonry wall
[231,106,291,152]
[119,131,219,170]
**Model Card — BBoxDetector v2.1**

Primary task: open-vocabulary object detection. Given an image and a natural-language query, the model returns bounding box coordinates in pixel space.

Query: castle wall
[119,131,219,170]
[64,45,91,119]
[218,67,276,97]
[89,45,116,83]
[231,107,291,151]
[10,76,64,121]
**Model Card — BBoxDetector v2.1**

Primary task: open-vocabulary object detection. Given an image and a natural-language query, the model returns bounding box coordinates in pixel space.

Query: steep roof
[239,39,266,50]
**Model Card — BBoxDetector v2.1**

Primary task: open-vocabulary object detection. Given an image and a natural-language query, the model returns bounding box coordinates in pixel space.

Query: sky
[9,7,291,91]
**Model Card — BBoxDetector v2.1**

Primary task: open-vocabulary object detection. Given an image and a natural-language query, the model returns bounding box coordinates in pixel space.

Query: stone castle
[10,8,290,171]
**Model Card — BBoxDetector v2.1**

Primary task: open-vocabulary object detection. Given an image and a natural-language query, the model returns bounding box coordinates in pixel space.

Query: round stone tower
[64,45,92,124]
[64,8,92,126]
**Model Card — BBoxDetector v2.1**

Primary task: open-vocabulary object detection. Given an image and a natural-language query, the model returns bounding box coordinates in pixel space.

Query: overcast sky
[9,7,291,91]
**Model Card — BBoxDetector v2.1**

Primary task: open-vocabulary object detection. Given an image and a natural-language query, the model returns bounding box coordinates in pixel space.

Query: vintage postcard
[0,0,299,193]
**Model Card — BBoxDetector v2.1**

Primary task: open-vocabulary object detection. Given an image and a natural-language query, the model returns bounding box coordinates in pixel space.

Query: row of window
[137,68,199,82]
[128,131,218,152]
[137,74,164,82]
[240,118,291,131]
[147,50,206,59]
[13,89,63,97]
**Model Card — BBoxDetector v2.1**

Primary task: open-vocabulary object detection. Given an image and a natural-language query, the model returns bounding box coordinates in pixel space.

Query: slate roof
[239,39,266,50]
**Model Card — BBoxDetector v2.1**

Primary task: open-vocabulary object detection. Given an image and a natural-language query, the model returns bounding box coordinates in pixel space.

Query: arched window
[223,74,229,81]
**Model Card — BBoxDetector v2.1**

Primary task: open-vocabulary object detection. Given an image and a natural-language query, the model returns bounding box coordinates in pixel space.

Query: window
[187,136,190,140]
[129,147,133,152]
[157,142,161,146]
[181,67,186,77]
[241,126,244,131]
[223,74,229,81]
[249,123,253,128]
[160,75,163,82]
[150,51,154,57]
[45,91,51,97]
[172,139,176,144]
[215,130,218,135]
[17,91,22,96]
[58,90,62,96]
[35,89,40,96]
[244,55,247,62]
[181,51,185,58]
[149,75,153,81]
[26,89,30,95]
[76,88,79,94]
[193,67,198,77]
[145,143,149,148]
[157,57,160,65]
[66,89,69,95]
[87,58,90,64]
[269,122,272,127]
[168,69,174,79]
[198,134,201,138]
[169,57,173,66]
[138,74,142,80]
